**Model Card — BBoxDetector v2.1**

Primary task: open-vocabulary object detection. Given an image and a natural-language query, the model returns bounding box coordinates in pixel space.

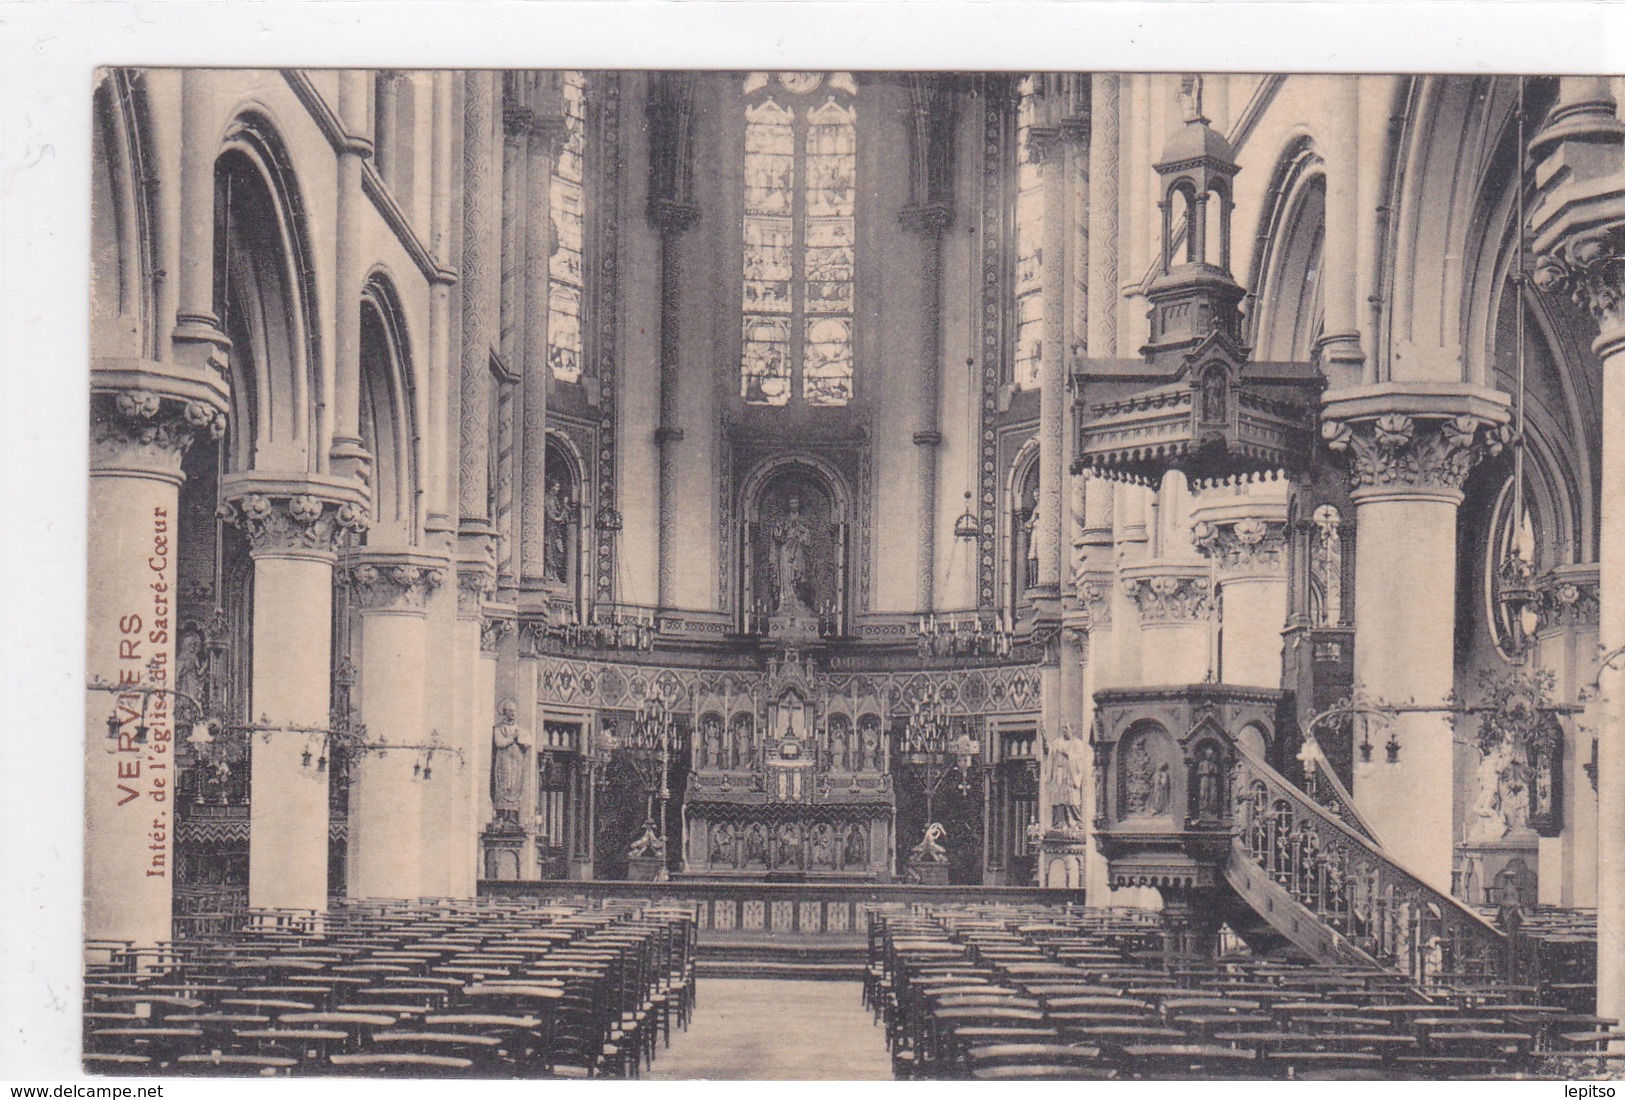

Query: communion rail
[1232,742,1510,988]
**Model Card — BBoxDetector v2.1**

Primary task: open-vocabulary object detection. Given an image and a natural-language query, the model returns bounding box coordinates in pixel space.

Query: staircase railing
[1232,742,1508,988]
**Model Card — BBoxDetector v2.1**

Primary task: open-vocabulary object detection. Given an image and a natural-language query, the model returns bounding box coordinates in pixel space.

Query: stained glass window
[741,73,857,407]
[1013,77,1045,391]
[548,71,587,384]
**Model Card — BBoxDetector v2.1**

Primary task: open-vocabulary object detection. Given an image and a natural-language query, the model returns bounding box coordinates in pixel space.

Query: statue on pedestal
[490,698,529,829]
[773,495,814,615]
[1045,723,1088,833]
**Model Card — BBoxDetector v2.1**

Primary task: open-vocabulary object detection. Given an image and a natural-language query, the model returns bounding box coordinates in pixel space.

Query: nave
[82,896,1625,1080]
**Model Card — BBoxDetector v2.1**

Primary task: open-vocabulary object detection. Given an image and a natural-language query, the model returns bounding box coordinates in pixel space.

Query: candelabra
[914,612,1014,659]
[897,683,982,857]
[591,694,688,860]
[551,605,656,652]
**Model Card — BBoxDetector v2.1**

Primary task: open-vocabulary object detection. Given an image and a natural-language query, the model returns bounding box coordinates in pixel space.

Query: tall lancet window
[548,70,587,384]
[1012,76,1045,391]
[741,71,858,407]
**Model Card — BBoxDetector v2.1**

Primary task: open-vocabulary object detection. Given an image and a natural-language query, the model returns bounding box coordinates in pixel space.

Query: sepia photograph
[7,0,1624,1086]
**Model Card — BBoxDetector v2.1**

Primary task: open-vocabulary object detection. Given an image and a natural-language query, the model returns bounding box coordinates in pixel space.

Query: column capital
[647,198,701,236]
[481,609,516,653]
[1191,515,1289,579]
[91,361,231,483]
[456,561,496,620]
[1533,227,1625,351]
[219,475,369,561]
[1536,565,1601,632]
[340,551,448,614]
[1320,384,1513,500]
[900,201,952,238]
[1121,565,1213,624]
[1077,573,1114,630]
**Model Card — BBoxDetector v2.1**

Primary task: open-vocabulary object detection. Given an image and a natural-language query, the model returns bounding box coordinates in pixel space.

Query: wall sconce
[1385,729,1402,764]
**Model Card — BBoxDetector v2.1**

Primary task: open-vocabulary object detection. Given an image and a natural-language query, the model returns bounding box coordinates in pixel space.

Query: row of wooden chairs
[84,897,698,1078]
[863,903,1616,1080]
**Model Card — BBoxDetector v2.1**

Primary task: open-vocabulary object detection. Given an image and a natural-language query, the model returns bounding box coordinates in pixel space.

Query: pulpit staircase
[1088,685,1511,991]
[1218,743,1510,987]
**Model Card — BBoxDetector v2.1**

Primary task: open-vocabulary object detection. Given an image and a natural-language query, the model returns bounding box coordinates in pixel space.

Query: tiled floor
[648,978,893,1080]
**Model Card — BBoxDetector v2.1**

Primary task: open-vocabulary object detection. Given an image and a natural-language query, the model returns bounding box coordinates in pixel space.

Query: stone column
[436,565,493,894]
[1190,481,1291,689]
[903,202,950,613]
[1322,391,1510,891]
[1318,76,1365,382]
[330,71,374,482]
[458,70,499,533]
[1087,73,1120,360]
[519,110,564,601]
[342,556,444,900]
[1032,125,1066,600]
[651,200,701,611]
[1528,73,1625,1020]
[1120,566,1213,685]
[221,480,369,914]
[87,377,227,947]
[172,71,228,372]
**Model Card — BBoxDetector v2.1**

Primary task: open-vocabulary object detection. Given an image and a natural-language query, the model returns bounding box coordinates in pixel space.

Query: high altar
[681,650,895,881]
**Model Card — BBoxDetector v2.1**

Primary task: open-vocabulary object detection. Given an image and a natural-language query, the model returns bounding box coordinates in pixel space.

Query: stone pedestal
[627,855,666,882]
[482,828,526,881]
[905,861,950,886]
[1458,834,1540,909]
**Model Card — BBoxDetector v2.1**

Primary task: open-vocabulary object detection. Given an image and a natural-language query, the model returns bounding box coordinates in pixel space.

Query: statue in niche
[830,719,851,772]
[745,822,769,865]
[1150,762,1172,816]
[543,477,574,584]
[859,718,881,772]
[490,698,529,826]
[776,822,804,868]
[1200,366,1227,422]
[176,628,208,724]
[772,495,814,614]
[1045,723,1088,832]
[811,823,835,868]
[701,717,723,770]
[1194,742,1223,819]
[843,822,869,869]
[1122,737,1154,816]
[709,822,735,866]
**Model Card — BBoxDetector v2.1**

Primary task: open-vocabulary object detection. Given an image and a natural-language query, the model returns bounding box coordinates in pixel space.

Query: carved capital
[1321,412,1512,496]
[342,556,447,613]
[1537,568,1601,631]
[219,491,368,559]
[1078,575,1114,630]
[481,614,516,653]
[91,388,227,482]
[900,201,952,238]
[1532,227,1625,343]
[1191,515,1288,577]
[648,198,701,236]
[457,565,495,619]
[1122,570,1213,623]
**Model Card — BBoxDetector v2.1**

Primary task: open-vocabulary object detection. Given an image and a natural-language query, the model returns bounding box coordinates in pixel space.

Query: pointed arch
[1247,134,1326,364]
[91,69,158,361]
[358,271,419,544]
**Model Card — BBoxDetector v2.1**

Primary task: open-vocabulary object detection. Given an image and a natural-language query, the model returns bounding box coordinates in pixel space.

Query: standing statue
[831,720,851,772]
[772,495,814,614]
[709,822,735,865]
[702,717,723,770]
[859,721,881,772]
[746,822,769,865]
[843,822,869,869]
[1045,723,1089,831]
[543,477,574,584]
[1148,761,1172,816]
[811,823,835,868]
[176,629,208,723]
[1194,742,1222,819]
[1467,742,1511,844]
[491,698,530,826]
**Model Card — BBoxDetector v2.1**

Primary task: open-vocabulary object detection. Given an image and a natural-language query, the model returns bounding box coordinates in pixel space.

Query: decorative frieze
[219,491,368,558]
[1121,570,1214,623]
[342,558,447,613]
[1321,412,1512,495]
[91,388,227,478]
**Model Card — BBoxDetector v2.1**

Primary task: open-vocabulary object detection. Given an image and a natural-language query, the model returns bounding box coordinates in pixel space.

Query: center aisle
[648,978,893,1080]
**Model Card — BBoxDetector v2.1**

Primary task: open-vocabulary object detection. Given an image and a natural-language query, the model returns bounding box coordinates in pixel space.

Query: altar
[681,649,895,881]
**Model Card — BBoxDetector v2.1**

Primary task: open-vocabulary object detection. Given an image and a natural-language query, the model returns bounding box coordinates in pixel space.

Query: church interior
[82,67,1625,1079]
